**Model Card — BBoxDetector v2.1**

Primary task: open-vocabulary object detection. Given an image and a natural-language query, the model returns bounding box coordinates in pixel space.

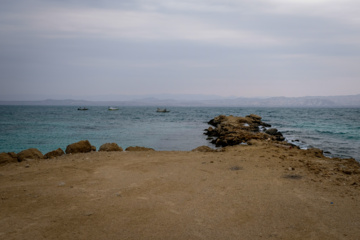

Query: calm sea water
[0,106,359,161]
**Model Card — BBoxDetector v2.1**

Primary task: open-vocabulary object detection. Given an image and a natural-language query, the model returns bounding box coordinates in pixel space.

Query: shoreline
[1,142,360,239]
[1,114,358,165]
[1,115,360,239]
[1,107,358,161]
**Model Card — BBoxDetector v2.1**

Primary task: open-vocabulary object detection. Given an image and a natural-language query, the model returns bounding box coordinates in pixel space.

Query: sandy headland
[1,115,360,239]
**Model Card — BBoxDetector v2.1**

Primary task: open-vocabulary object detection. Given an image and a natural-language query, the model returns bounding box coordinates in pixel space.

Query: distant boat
[156,108,170,113]
[78,107,88,110]
[108,107,119,111]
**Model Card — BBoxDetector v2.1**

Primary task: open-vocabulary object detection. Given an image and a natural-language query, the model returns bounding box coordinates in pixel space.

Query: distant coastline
[1,94,360,107]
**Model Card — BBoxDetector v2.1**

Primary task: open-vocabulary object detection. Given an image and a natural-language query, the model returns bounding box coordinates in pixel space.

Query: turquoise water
[0,106,359,161]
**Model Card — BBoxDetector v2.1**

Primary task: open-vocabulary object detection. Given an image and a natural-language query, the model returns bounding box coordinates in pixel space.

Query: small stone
[58,182,66,186]
[230,166,243,171]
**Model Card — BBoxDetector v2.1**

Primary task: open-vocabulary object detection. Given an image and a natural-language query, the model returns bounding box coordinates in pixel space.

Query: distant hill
[1,94,360,107]
[203,95,360,107]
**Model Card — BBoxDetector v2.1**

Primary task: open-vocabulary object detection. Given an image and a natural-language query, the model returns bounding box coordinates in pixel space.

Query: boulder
[265,128,285,141]
[125,146,155,152]
[0,152,18,165]
[45,148,65,159]
[191,146,216,152]
[99,143,123,152]
[208,115,227,127]
[265,128,279,135]
[246,114,262,121]
[204,127,216,136]
[65,140,92,154]
[8,152,17,158]
[17,148,44,162]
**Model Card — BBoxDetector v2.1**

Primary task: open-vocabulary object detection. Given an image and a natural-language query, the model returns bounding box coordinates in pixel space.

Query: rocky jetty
[204,114,285,147]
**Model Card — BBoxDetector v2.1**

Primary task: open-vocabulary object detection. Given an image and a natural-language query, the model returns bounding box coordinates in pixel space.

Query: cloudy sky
[1,0,360,100]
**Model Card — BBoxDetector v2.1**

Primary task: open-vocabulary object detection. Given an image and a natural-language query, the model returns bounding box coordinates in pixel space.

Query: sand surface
[1,142,360,240]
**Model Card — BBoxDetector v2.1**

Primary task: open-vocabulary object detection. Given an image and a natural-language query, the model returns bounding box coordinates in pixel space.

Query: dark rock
[17,148,44,162]
[204,127,216,136]
[99,143,123,152]
[265,128,279,135]
[65,140,92,154]
[208,115,227,127]
[283,174,303,180]
[45,148,65,159]
[265,128,285,141]
[343,170,353,175]
[125,146,155,152]
[276,136,285,141]
[230,166,243,171]
[0,152,18,165]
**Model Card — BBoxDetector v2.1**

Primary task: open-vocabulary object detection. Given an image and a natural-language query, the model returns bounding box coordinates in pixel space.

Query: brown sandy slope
[1,142,360,240]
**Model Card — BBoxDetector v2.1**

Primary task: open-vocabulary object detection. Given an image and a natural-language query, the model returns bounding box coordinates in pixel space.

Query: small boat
[156,108,170,113]
[78,107,88,110]
[108,107,119,111]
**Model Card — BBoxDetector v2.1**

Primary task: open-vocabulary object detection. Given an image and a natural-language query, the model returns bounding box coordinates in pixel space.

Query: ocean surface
[0,106,359,161]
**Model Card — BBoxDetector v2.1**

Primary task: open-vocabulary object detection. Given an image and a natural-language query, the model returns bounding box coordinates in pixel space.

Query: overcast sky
[1,0,360,100]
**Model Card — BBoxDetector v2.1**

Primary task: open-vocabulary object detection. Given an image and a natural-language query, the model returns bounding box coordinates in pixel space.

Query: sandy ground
[1,142,360,240]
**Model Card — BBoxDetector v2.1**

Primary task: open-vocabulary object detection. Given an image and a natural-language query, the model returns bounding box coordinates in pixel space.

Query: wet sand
[1,141,360,240]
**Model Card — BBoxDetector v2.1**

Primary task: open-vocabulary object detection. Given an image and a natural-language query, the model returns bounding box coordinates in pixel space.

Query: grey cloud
[1,0,360,99]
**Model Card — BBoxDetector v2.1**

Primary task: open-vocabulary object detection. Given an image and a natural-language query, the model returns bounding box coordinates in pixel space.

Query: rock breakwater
[0,140,154,166]
[204,114,285,147]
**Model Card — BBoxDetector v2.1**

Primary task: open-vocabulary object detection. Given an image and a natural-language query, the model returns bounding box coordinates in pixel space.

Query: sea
[0,106,359,161]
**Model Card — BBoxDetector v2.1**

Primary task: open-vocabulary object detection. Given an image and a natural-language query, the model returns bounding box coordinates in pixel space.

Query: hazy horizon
[1,0,360,100]
[2,93,360,102]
